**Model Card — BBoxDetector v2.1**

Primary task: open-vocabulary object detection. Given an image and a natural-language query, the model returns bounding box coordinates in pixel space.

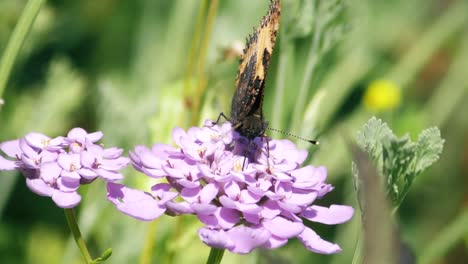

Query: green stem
[191,0,218,126]
[351,231,363,264]
[291,2,322,132]
[64,208,93,264]
[270,31,290,131]
[184,0,208,107]
[206,247,225,264]
[139,221,158,264]
[0,0,46,99]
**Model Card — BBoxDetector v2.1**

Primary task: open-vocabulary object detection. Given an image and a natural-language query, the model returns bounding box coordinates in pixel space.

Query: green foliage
[91,248,112,264]
[355,117,444,206]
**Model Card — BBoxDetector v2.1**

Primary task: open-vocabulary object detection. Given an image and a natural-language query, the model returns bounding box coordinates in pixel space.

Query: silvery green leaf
[355,117,444,207]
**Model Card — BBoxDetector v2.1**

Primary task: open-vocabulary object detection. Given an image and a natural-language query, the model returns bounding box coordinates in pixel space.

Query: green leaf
[356,117,394,175]
[381,136,417,204]
[355,117,444,207]
[414,128,445,175]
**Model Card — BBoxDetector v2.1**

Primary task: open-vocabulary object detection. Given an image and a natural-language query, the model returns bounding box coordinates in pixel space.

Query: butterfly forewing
[230,0,281,139]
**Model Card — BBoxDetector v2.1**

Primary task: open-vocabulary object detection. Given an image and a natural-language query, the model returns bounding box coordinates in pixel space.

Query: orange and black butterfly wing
[230,0,281,130]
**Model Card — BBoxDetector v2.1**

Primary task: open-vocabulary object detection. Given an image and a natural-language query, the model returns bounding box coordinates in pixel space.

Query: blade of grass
[0,0,45,99]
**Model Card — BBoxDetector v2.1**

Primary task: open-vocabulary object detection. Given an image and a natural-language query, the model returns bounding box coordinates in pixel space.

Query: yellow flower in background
[363,79,401,112]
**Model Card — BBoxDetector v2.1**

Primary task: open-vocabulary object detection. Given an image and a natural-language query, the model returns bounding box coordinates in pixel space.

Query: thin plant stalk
[0,0,46,99]
[139,221,159,264]
[206,247,225,264]
[64,208,93,263]
[191,0,219,125]
[270,31,290,131]
[184,0,208,108]
[291,1,322,132]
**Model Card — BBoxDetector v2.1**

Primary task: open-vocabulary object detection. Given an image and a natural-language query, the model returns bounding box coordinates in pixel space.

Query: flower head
[363,79,401,112]
[107,121,353,254]
[0,128,129,208]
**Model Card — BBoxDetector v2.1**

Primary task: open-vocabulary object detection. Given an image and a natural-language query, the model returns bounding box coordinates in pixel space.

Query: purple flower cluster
[107,121,353,254]
[0,128,129,208]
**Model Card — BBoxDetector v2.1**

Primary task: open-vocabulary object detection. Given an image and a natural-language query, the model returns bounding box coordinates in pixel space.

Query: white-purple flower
[0,128,129,208]
[107,121,354,254]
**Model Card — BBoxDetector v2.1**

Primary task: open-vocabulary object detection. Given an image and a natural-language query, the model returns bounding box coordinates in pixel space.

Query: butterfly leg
[212,112,230,125]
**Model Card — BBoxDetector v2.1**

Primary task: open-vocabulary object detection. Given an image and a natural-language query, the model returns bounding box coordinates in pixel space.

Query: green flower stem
[418,208,468,264]
[270,32,290,131]
[64,208,93,263]
[184,0,208,113]
[299,47,373,148]
[191,0,218,126]
[139,221,158,264]
[0,0,45,99]
[291,2,322,132]
[206,247,225,264]
[351,231,363,264]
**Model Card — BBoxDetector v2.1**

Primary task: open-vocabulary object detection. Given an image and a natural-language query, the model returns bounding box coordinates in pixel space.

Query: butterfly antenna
[267,127,319,145]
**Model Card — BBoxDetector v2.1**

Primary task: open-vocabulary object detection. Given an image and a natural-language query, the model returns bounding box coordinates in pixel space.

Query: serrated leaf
[414,128,444,175]
[356,117,394,174]
[382,136,417,204]
[355,117,444,207]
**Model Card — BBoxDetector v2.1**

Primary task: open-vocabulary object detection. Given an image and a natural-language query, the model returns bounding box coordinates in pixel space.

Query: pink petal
[78,168,98,179]
[0,156,17,170]
[226,226,271,254]
[286,189,317,206]
[40,162,62,183]
[67,128,87,140]
[302,205,354,225]
[198,228,234,250]
[26,178,54,196]
[57,153,73,170]
[262,216,304,239]
[165,201,194,214]
[171,127,186,147]
[199,183,218,203]
[298,227,342,254]
[240,190,261,204]
[51,191,82,208]
[262,235,288,249]
[0,139,21,157]
[191,203,218,215]
[107,182,164,221]
[24,132,50,149]
[87,131,103,142]
[139,150,163,169]
[180,187,201,202]
[96,168,124,181]
[57,177,80,192]
[101,157,130,170]
[260,200,281,219]
[103,147,123,159]
[224,181,240,198]
[61,170,81,181]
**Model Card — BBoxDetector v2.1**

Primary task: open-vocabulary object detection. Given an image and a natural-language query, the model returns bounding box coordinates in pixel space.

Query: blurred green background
[0,0,467,263]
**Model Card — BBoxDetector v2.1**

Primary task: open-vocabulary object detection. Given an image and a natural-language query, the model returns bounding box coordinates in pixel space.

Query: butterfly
[216,0,281,140]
